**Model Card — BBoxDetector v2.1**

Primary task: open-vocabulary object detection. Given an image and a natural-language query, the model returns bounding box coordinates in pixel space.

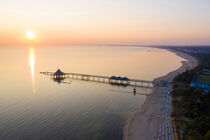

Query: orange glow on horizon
[0,26,209,46]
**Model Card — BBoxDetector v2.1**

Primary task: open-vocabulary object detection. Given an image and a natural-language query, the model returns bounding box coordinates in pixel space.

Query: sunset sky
[0,0,210,46]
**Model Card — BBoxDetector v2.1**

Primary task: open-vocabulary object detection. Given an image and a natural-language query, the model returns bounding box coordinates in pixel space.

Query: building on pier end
[52,69,65,78]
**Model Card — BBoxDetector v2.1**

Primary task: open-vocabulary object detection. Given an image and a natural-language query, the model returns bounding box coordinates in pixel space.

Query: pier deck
[40,71,154,87]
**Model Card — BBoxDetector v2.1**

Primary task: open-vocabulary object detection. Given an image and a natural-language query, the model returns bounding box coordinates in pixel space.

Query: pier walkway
[40,70,155,88]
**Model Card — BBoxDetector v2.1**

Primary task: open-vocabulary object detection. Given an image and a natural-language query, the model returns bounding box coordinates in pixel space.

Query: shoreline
[123,49,198,140]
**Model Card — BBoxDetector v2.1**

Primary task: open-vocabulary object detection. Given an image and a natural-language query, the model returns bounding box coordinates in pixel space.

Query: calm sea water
[0,46,184,140]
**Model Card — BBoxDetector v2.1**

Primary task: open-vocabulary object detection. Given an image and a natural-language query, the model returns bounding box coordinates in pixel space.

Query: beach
[124,49,198,140]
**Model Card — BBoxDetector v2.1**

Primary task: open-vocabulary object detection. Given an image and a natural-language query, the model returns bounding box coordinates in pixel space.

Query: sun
[26,30,36,41]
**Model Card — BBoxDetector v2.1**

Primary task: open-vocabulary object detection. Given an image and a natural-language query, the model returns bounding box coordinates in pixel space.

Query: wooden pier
[40,71,154,88]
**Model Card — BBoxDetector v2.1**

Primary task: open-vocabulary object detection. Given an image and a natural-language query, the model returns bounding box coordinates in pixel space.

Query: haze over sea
[0,46,184,140]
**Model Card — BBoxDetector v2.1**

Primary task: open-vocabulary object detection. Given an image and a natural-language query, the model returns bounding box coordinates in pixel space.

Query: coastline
[123,49,198,140]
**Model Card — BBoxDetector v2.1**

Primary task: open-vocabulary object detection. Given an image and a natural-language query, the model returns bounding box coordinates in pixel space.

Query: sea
[0,46,185,140]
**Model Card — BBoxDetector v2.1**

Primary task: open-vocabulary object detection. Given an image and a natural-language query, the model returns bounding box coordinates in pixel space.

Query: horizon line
[1,43,210,48]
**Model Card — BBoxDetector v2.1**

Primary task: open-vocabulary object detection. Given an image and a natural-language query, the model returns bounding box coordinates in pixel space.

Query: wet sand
[123,49,198,140]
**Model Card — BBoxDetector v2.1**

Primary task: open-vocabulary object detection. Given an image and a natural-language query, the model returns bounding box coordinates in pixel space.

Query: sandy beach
[123,49,198,140]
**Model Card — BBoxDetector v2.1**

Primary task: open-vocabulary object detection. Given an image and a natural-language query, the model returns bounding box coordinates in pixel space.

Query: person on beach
[133,87,136,95]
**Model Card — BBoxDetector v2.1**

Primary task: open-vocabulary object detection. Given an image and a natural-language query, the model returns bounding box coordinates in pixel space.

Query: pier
[40,69,155,87]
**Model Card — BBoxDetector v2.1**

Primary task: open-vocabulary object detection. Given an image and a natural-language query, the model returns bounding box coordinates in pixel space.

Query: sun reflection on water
[29,47,36,93]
